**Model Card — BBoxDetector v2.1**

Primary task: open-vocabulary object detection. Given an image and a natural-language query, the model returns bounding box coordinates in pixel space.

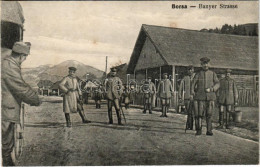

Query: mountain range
[22,60,104,88]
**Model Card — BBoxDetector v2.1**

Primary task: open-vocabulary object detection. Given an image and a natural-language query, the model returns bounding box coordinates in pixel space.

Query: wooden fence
[237,89,258,107]
[132,89,258,108]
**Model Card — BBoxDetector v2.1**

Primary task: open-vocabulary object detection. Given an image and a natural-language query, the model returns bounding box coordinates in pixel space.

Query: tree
[221,24,230,34]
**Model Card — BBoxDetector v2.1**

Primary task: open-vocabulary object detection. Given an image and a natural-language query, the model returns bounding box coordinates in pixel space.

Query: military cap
[226,69,232,73]
[147,76,152,79]
[12,42,31,55]
[110,67,117,72]
[187,65,194,70]
[200,57,210,63]
[163,73,168,75]
[68,67,77,71]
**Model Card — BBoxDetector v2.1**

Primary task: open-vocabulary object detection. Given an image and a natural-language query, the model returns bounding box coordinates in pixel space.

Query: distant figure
[105,67,123,125]
[178,65,196,130]
[157,73,173,117]
[94,85,103,109]
[218,69,238,129]
[192,57,220,136]
[121,85,131,110]
[2,42,41,166]
[59,67,91,127]
[142,77,156,114]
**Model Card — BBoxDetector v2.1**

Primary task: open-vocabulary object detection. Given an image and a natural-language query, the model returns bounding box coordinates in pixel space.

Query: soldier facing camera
[191,57,220,136]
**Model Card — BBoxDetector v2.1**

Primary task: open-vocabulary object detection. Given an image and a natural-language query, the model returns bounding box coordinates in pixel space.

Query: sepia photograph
[1,0,259,166]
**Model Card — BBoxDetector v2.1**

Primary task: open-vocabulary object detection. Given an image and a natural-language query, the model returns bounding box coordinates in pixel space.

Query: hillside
[43,60,104,79]
[22,60,104,88]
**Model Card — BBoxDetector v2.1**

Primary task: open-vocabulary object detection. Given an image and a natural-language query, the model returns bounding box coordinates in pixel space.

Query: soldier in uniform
[179,65,196,130]
[121,85,131,110]
[142,77,156,114]
[157,73,173,117]
[2,42,41,166]
[94,85,103,109]
[59,67,91,127]
[105,68,123,125]
[191,57,220,136]
[218,69,238,129]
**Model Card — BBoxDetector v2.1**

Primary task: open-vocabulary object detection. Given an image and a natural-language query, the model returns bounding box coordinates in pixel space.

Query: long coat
[157,79,173,99]
[1,56,40,123]
[105,76,123,100]
[59,76,82,113]
[192,70,220,101]
[218,77,238,105]
[178,73,195,100]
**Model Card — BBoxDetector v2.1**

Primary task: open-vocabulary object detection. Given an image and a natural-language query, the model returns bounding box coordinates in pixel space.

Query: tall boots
[226,112,230,129]
[217,112,224,129]
[143,104,147,114]
[79,110,91,123]
[2,154,15,166]
[96,103,101,109]
[186,114,193,130]
[144,104,152,114]
[160,106,167,117]
[125,104,129,110]
[65,113,72,127]
[108,109,122,125]
[108,110,113,124]
[149,104,152,114]
[206,116,213,136]
[115,109,122,125]
[195,117,202,135]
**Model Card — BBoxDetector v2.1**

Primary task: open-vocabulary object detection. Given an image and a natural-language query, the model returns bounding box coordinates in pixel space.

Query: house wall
[135,37,166,71]
[232,75,256,89]
[232,74,258,107]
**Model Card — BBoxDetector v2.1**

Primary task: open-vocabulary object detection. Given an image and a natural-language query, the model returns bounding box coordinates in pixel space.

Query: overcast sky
[20,1,258,71]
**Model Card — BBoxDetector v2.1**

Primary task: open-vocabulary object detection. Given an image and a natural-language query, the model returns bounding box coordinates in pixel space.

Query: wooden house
[1,1,25,59]
[37,80,53,96]
[127,24,258,108]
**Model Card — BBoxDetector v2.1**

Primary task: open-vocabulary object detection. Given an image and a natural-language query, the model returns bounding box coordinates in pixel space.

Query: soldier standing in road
[191,57,220,136]
[218,69,238,129]
[179,65,196,130]
[105,68,123,125]
[121,85,131,110]
[94,85,103,109]
[157,73,173,117]
[59,67,91,127]
[142,77,156,114]
[2,42,41,166]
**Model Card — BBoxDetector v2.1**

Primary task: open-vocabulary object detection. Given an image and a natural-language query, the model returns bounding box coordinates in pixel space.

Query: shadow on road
[25,122,65,128]
[69,120,188,135]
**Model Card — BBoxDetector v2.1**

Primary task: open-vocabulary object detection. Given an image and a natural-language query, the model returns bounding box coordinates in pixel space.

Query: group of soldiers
[178,57,238,136]
[1,41,239,166]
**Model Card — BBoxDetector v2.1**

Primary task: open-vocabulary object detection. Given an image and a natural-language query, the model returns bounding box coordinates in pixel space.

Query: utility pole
[105,56,108,77]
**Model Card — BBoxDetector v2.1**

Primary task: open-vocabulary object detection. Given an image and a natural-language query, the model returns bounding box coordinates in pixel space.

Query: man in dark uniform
[105,68,123,125]
[191,57,220,136]
[179,65,196,130]
[157,73,173,117]
[218,69,238,129]
[2,42,41,166]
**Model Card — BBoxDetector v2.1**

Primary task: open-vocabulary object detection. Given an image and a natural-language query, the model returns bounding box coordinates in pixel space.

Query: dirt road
[16,98,258,165]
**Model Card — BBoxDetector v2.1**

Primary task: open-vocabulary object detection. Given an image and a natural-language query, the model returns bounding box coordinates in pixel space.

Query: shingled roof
[127,24,258,73]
